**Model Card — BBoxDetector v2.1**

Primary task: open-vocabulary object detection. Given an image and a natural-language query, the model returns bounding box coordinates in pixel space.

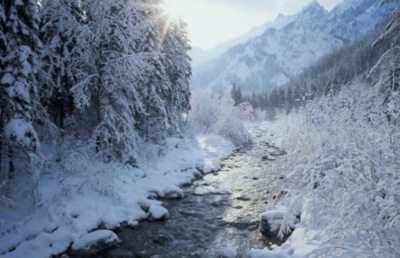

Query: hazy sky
[167,0,345,50]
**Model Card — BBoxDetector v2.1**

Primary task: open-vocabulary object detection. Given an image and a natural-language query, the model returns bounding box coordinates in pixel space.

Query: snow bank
[0,135,234,258]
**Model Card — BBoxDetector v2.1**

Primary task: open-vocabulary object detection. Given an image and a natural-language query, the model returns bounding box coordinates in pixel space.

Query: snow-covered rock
[268,149,283,156]
[259,209,299,236]
[71,230,120,255]
[158,185,184,199]
[148,204,170,221]
[220,247,238,258]
[262,155,276,161]
[259,210,287,235]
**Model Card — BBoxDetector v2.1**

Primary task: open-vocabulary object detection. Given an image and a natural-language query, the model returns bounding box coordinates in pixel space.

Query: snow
[197,134,235,173]
[270,73,289,85]
[1,73,15,85]
[158,185,184,199]
[220,247,238,258]
[148,204,169,220]
[193,0,388,94]
[261,209,287,233]
[0,134,234,258]
[5,119,38,147]
[8,80,32,104]
[71,230,119,251]
[248,228,320,258]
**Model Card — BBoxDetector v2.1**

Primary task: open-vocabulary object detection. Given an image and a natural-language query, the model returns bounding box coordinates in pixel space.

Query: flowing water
[100,125,286,258]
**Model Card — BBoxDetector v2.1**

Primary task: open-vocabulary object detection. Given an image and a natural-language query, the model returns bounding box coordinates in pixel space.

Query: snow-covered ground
[1,121,358,258]
[249,91,400,257]
[0,135,234,258]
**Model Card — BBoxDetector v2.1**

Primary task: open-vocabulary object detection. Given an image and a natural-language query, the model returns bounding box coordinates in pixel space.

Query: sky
[166,0,345,50]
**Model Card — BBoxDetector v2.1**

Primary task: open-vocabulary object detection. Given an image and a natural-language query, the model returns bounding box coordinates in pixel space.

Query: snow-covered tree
[375,0,400,46]
[133,0,171,144]
[35,0,192,165]
[371,0,400,119]
[0,2,6,178]
[189,89,251,146]
[76,0,150,164]
[130,0,192,144]
[160,17,192,137]
[0,0,41,179]
[39,0,91,132]
[230,83,243,106]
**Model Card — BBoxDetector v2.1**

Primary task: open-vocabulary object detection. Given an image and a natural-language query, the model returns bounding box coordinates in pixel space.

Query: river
[99,124,286,258]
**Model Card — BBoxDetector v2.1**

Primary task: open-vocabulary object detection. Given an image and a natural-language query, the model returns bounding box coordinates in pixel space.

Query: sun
[162,0,184,20]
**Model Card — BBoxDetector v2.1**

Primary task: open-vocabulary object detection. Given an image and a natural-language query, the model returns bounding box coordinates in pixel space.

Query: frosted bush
[273,81,400,257]
[189,88,251,146]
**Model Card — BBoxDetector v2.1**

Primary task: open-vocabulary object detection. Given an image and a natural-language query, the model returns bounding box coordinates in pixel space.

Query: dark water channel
[106,126,284,258]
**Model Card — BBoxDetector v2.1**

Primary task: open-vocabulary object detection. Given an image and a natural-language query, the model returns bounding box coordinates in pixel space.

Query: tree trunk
[0,137,2,180]
[0,109,3,179]
[8,147,14,179]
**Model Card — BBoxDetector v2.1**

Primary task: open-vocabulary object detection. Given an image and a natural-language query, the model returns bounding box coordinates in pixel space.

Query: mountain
[192,0,391,94]
[189,13,296,68]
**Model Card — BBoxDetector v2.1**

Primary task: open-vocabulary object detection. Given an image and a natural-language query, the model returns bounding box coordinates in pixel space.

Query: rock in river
[71,230,120,256]
[148,204,170,221]
[259,209,299,236]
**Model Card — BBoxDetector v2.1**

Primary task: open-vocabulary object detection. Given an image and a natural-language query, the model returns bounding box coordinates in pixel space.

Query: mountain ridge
[192,0,391,94]
[189,12,296,68]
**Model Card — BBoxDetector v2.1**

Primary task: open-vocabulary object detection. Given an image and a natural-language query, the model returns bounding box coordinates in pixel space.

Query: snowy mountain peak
[192,0,389,94]
[275,13,287,21]
[303,0,324,10]
[298,0,327,18]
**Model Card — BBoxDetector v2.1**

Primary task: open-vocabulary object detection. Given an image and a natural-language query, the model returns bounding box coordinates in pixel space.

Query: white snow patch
[5,119,38,147]
[159,185,184,198]
[248,228,320,258]
[71,230,119,251]
[1,73,15,85]
[148,204,169,220]
[221,247,238,258]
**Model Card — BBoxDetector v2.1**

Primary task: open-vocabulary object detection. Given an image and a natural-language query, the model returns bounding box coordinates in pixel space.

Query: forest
[0,0,191,178]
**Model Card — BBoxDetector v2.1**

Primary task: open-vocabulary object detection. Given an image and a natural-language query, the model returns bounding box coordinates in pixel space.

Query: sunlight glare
[163,0,184,20]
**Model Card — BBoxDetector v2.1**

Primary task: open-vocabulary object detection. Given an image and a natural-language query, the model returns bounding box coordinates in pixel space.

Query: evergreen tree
[0,2,5,178]
[135,0,171,144]
[0,0,41,179]
[161,17,192,137]
[230,83,243,106]
[40,0,90,132]
[370,0,400,122]
[81,0,147,164]
[285,88,293,113]
[375,0,400,46]
[135,0,191,144]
